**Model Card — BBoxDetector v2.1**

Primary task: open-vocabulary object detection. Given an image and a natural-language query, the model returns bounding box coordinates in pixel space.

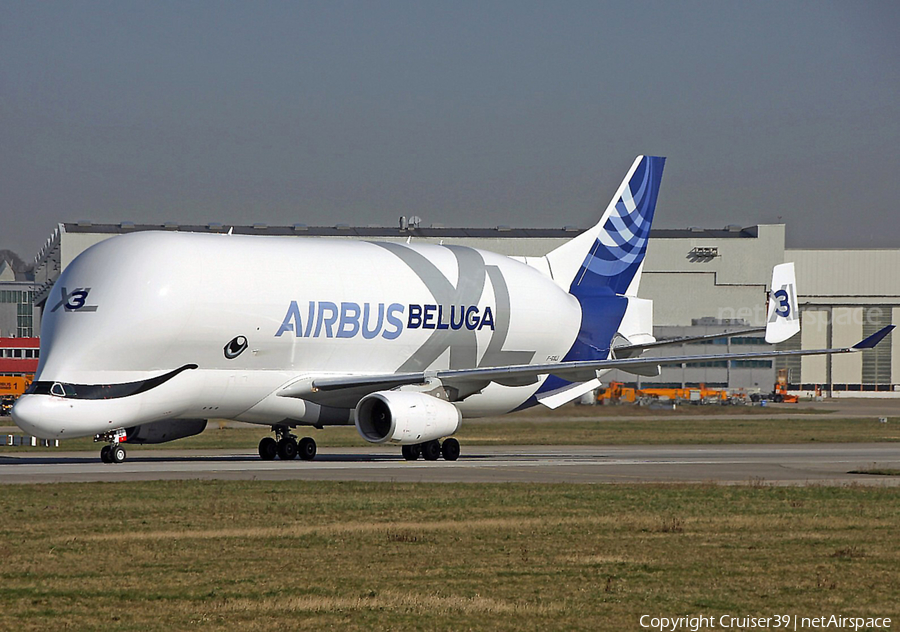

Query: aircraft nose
[11,395,53,440]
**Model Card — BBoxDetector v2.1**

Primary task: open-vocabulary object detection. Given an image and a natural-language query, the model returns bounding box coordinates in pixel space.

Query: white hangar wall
[784,248,900,396]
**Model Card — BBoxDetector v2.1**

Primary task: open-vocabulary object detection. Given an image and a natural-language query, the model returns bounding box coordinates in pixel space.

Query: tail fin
[765,262,801,343]
[546,155,665,297]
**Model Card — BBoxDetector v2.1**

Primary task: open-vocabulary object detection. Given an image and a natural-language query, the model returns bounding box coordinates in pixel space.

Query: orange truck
[597,381,734,405]
[596,382,640,403]
[0,376,32,415]
[639,384,730,404]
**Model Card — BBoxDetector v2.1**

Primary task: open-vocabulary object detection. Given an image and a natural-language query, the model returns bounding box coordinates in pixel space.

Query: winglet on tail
[545,155,666,298]
[853,325,895,350]
[765,262,801,343]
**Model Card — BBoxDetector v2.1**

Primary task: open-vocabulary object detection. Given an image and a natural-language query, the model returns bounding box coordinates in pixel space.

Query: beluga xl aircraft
[13,156,894,463]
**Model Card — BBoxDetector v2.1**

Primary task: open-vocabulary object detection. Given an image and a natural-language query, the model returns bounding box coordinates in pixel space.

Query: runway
[2,443,899,485]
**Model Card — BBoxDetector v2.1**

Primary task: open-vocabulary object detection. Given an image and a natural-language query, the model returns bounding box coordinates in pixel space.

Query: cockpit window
[49,383,75,397]
[25,364,198,400]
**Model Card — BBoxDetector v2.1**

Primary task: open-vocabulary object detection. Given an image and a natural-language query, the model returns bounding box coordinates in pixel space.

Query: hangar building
[27,220,899,396]
[0,259,36,338]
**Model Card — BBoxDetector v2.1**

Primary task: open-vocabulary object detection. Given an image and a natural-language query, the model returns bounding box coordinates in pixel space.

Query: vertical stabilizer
[766,262,801,343]
[545,155,665,297]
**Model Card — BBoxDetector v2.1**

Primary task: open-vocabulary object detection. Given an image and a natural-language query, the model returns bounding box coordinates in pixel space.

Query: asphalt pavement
[2,443,898,486]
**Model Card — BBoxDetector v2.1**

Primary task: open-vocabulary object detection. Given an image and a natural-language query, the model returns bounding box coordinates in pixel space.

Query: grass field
[1,480,897,631]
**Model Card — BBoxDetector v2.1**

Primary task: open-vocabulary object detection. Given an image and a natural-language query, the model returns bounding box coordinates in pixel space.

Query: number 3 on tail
[773,288,791,317]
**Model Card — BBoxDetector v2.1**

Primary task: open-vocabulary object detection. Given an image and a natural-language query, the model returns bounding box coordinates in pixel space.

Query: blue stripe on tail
[570,156,665,297]
[513,156,665,412]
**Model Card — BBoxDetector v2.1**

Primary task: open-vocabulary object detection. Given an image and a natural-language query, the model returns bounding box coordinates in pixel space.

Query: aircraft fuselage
[15,231,586,439]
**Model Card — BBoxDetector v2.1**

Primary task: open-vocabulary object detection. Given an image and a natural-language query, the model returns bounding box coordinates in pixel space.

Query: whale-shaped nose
[11,395,53,439]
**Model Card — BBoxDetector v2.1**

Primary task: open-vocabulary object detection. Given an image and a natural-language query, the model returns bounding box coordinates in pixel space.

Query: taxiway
[2,443,898,486]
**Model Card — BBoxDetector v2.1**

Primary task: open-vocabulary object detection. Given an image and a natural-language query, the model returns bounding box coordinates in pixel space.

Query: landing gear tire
[422,440,441,461]
[100,445,112,463]
[110,445,126,464]
[277,437,298,460]
[298,437,317,461]
[258,437,278,460]
[402,444,421,461]
[441,438,460,461]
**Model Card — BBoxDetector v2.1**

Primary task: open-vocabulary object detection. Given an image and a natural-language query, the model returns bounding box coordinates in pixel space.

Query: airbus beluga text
[12,157,893,463]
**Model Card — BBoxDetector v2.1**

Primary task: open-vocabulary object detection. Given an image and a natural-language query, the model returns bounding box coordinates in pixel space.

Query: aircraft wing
[611,326,767,358]
[279,325,894,408]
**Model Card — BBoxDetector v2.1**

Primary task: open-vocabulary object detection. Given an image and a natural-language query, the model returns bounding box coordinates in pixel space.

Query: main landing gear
[96,428,128,464]
[258,426,317,461]
[401,437,460,462]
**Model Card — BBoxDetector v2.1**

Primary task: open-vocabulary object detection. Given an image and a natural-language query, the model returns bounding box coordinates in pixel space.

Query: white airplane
[12,156,894,463]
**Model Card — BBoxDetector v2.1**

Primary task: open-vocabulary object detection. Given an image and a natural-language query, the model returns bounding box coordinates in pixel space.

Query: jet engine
[355,391,461,445]
[124,419,208,444]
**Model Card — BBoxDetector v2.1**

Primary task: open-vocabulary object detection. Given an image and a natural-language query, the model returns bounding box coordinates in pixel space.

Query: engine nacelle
[355,391,461,445]
[124,419,207,444]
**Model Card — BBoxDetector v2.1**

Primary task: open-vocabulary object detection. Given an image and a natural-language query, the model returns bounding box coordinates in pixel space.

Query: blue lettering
[773,289,791,318]
[465,306,480,330]
[278,300,497,339]
[450,305,464,330]
[337,302,361,338]
[423,304,437,329]
[66,290,89,310]
[275,300,303,337]
[408,304,423,329]
[304,301,314,337]
[479,306,494,330]
[362,303,384,339]
[436,304,449,330]
[315,302,338,338]
[383,303,404,339]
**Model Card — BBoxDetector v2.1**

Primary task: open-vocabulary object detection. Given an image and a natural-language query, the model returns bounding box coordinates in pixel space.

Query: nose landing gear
[258,426,317,461]
[96,429,128,463]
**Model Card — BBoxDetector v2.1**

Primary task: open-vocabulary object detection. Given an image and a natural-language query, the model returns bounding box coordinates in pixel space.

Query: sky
[2,1,898,260]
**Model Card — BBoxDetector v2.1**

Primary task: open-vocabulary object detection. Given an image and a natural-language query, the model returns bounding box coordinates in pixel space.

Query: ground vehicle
[596,381,736,405]
[596,382,640,403]
[770,368,799,403]
[0,376,33,415]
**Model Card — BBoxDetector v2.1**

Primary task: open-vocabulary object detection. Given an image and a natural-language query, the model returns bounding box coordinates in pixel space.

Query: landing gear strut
[96,428,128,464]
[258,426,317,461]
[402,437,459,462]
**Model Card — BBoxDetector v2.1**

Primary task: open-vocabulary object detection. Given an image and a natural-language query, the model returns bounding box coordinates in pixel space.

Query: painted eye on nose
[224,336,248,359]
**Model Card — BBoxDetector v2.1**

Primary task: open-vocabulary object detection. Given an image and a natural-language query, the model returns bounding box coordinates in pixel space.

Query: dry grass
[71,515,581,543]
[1,480,898,631]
